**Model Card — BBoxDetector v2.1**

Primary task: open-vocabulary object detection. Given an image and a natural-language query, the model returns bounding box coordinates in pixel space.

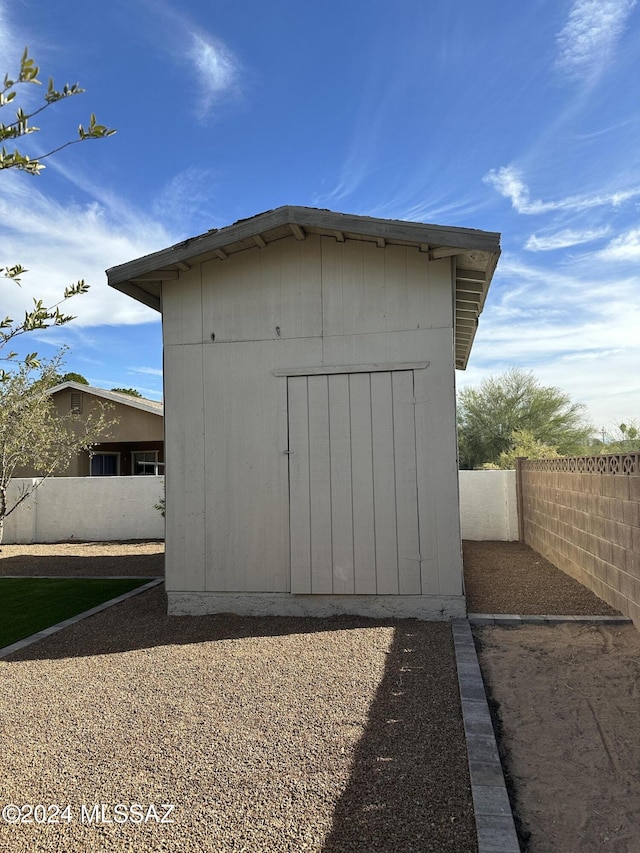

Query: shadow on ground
[3,591,479,849]
[2,607,478,852]
[4,587,403,661]
[322,622,477,853]
[0,552,164,577]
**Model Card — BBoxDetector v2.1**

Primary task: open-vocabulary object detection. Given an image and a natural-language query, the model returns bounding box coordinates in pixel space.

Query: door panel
[391,370,421,594]
[288,370,422,595]
[327,374,354,593]
[370,371,399,594]
[348,373,377,594]
[287,376,312,594]
[307,375,333,594]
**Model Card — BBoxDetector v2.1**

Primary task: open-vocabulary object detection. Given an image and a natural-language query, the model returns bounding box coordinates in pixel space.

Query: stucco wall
[2,477,165,544]
[458,470,518,541]
[2,472,511,545]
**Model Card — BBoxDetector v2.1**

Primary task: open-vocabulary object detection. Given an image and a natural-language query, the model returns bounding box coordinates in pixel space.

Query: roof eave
[47,381,163,415]
[107,205,500,293]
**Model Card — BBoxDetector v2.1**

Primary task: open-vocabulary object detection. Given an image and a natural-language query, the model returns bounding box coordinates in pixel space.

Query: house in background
[15,381,164,478]
[108,206,500,619]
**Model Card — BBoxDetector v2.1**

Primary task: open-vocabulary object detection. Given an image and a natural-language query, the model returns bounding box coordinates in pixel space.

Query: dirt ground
[3,539,639,852]
[475,623,640,853]
[464,541,640,853]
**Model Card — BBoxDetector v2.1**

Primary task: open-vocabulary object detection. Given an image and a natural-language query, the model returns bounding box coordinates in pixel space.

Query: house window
[90,453,120,476]
[70,392,83,413]
[132,451,160,475]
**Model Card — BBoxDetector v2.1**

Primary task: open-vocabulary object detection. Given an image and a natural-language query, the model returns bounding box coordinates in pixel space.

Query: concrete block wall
[519,455,640,628]
[2,477,165,544]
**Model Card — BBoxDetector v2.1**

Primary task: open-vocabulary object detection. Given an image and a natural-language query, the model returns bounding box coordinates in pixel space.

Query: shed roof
[107,205,501,370]
[48,381,163,415]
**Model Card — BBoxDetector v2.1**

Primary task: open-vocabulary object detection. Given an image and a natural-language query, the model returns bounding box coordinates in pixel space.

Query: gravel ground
[1,538,627,852]
[0,541,164,577]
[0,556,477,853]
[463,540,621,616]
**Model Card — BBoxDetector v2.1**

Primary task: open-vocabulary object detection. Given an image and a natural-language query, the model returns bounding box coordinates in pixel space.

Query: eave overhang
[47,381,163,415]
[107,205,500,370]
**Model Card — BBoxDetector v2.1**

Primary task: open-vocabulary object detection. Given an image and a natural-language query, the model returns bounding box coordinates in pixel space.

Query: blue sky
[1,0,639,434]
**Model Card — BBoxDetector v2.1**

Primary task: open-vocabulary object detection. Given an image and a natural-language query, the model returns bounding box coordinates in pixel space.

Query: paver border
[0,577,164,659]
[452,618,521,853]
[468,613,632,626]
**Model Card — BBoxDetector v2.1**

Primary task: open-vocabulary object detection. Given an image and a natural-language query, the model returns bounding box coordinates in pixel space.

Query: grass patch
[0,577,150,648]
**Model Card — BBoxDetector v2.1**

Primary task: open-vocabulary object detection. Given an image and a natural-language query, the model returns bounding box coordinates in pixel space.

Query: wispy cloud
[0,171,174,328]
[525,227,610,251]
[484,164,640,214]
[313,26,428,208]
[0,5,12,60]
[596,226,640,260]
[555,0,637,82]
[367,193,491,226]
[134,0,242,121]
[0,4,27,68]
[467,251,640,422]
[152,166,218,229]
[130,366,163,377]
[188,33,240,119]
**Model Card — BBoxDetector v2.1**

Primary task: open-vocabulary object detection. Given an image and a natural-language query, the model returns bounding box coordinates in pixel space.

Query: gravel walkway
[1,538,627,852]
[463,540,621,616]
[0,577,477,852]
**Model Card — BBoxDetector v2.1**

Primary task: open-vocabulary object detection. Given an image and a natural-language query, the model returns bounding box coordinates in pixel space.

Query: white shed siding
[163,341,206,592]
[162,233,463,607]
[162,264,203,346]
[414,359,463,596]
[202,340,293,592]
[200,237,323,342]
[321,238,450,335]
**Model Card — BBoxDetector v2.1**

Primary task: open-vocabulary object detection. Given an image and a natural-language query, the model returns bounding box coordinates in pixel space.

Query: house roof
[107,205,501,370]
[47,381,163,416]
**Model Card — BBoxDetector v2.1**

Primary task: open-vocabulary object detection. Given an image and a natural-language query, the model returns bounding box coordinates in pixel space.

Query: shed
[108,206,500,618]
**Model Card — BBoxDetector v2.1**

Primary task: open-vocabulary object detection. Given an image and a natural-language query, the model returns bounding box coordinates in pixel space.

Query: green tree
[482,429,561,469]
[1,48,114,375]
[54,372,89,386]
[603,421,640,452]
[1,48,114,173]
[457,368,593,469]
[0,358,114,544]
[110,387,142,398]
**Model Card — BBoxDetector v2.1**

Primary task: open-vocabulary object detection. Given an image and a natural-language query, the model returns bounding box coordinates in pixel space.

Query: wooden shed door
[287,371,422,595]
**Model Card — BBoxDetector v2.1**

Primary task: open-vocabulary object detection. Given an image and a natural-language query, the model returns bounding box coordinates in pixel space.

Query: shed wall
[162,234,463,612]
